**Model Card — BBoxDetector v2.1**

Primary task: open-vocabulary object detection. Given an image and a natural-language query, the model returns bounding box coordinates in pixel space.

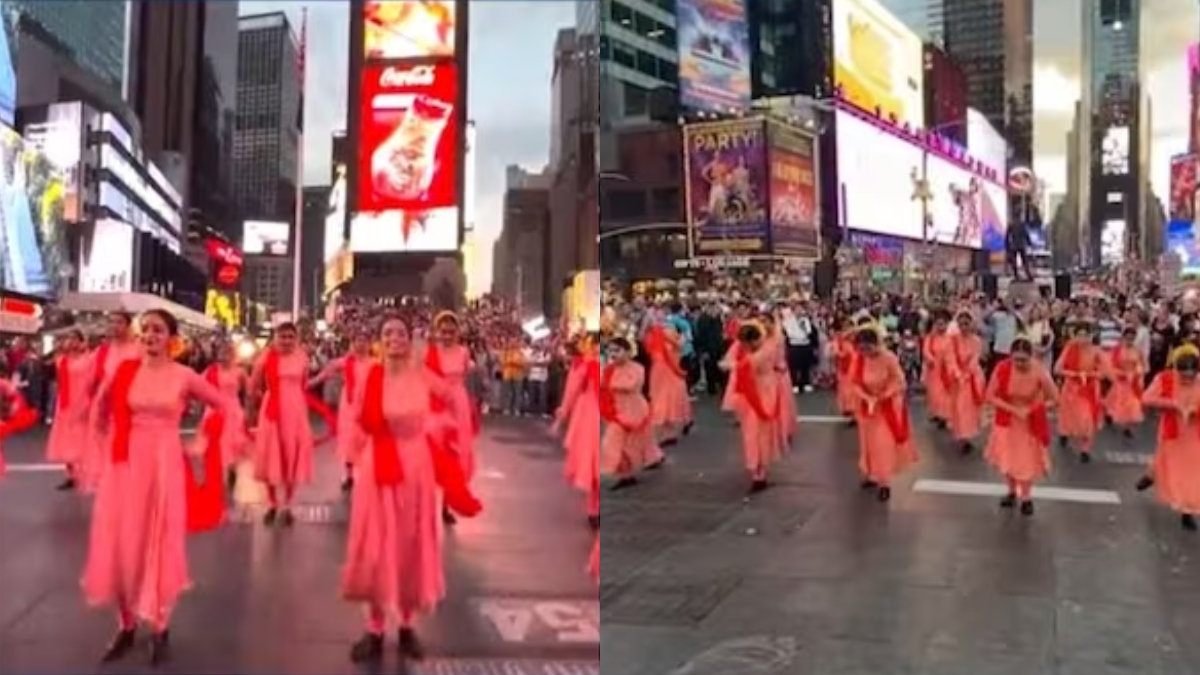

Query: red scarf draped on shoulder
[92,343,111,386]
[992,358,1050,446]
[954,336,984,405]
[57,356,71,409]
[262,348,337,442]
[1111,345,1143,397]
[646,326,687,380]
[108,359,142,464]
[425,344,480,435]
[343,355,359,401]
[734,347,778,421]
[359,363,482,517]
[185,365,227,533]
[0,381,38,440]
[852,352,911,444]
[600,362,649,432]
[1157,371,1200,440]
[1062,342,1101,424]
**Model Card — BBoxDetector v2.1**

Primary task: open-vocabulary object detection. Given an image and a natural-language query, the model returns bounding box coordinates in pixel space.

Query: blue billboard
[677,0,751,115]
[1167,219,1200,275]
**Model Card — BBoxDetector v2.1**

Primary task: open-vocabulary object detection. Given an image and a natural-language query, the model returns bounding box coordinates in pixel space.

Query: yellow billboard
[205,289,241,328]
[832,0,924,128]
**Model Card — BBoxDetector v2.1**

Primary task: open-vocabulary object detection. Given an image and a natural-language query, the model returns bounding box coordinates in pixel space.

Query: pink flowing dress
[984,363,1057,482]
[834,338,858,415]
[855,352,917,484]
[922,333,953,420]
[190,366,249,465]
[82,341,143,492]
[47,354,94,465]
[772,336,797,441]
[333,355,372,466]
[946,334,985,441]
[81,362,225,625]
[728,345,787,473]
[1143,373,1200,514]
[254,351,315,486]
[648,333,691,430]
[1055,343,1103,444]
[560,358,600,494]
[600,362,661,475]
[1104,346,1145,425]
[425,344,476,481]
[341,367,447,619]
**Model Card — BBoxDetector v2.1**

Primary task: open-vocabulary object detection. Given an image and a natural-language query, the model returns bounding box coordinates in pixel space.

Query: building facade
[494,168,551,315]
[9,0,127,92]
[300,185,328,311]
[595,0,678,125]
[748,0,828,100]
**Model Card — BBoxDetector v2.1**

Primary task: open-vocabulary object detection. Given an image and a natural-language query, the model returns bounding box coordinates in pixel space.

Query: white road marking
[4,463,61,473]
[480,469,507,480]
[913,479,1121,504]
[796,415,851,423]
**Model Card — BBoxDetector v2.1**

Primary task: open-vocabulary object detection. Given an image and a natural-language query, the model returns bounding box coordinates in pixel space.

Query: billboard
[1170,153,1197,222]
[923,153,1006,250]
[324,164,353,290]
[242,220,290,256]
[683,119,768,254]
[923,45,966,144]
[350,208,457,252]
[967,108,1007,178]
[1191,45,1199,154]
[357,61,459,212]
[766,122,820,258]
[205,289,241,329]
[677,0,752,114]
[205,238,244,289]
[79,218,134,292]
[1167,219,1200,274]
[835,110,924,240]
[833,0,924,128]
[21,102,83,224]
[0,125,70,297]
[364,1,456,60]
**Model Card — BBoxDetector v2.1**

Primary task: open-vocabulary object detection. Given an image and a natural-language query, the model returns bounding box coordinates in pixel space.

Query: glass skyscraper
[7,0,127,90]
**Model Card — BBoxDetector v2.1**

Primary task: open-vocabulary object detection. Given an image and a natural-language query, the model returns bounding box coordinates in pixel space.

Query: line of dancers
[0,310,576,667]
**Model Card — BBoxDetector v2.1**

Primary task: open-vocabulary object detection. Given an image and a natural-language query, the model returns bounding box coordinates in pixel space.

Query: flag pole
[291,6,307,320]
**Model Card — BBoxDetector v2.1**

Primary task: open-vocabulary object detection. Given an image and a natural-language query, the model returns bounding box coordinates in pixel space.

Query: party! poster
[684,119,768,254]
[766,122,820,258]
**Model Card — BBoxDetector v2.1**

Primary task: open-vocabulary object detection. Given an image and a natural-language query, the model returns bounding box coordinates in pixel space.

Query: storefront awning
[57,292,217,331]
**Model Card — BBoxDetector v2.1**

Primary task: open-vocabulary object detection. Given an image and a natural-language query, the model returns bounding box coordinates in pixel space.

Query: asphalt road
[602,393,1200,675]
[0,417,599,675]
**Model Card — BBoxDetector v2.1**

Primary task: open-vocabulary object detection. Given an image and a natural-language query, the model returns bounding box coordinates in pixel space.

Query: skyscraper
[594,0,678,123]
[8,0,127,91]
[747,0,826,99]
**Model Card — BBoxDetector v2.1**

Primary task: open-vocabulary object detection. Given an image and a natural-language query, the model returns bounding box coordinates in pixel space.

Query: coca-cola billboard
[205,238,243,289]
[356,61,459,216]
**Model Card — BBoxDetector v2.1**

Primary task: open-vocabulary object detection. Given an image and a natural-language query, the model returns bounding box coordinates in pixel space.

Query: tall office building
[8,0,127,91]
[595,0,678,123]
[234,12,301,313]
[747,0,826,99]
[191,2,239,238]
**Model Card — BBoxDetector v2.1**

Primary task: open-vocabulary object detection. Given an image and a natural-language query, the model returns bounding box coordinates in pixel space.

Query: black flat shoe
[1183,514,1198,532]
[1080,453,1092,464]
[1136,476,1155,491]
[960,441,975,455]
[644,459,664,471]
[263,508,278,526]
[1020,501,1035,516]
[350,632,384,663]
[148,630,170,667]
[100,628,136,663]
[860,480,878,490]
[398,627,424,660]
[608,477,638,492]
[748,479,768,494]
[442,507,457,526]
[56,478,76,491]
[1058,436,1069,449]
[280,510,295,527]
[682,421,694,436]
[1000,494,1016,508]
[660,437,679,448]
[877,486,891,502]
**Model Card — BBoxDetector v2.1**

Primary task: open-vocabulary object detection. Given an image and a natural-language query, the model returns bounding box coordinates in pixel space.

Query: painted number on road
[477,599,599,644]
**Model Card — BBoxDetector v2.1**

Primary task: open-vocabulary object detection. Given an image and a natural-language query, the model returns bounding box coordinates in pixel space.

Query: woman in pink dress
[946,312,985,453]
[47,329,93,491]
[601,337,662,491]
[1054,321,1103,461]
[1141,345,1200,530]
[553,334,601,528]
[82,313,144,492]
[721,321,786,493]
[761,313,797,445]
[83,309,228,666]
[984,336,1059,516]
[249,322,315,527]
[423,311,479,525]
[1104,327,1146,437]
[310,330,374,491]
[831,319,859,423]
[851,326,915,502]
[646,323,691,446]
[342,315,482,663]
[0,375,35,481]
[922,312,953,428]
[192,341,248,482]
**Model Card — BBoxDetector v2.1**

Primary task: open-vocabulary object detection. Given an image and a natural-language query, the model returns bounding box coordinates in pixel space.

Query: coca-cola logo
[380,64,436,88]
[206,239,243,266]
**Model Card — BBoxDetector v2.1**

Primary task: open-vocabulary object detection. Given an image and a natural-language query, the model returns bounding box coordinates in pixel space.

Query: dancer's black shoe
[56,478,76,491]
[1136,476,1155,491]
[349,633,384,663]
[1183,514,1198,532]
[148,630,170,667]
[1020,501,1035,516]
[999,494,1016,508]
[398,627,425,660]
[100,628,136,663]
[877,486,891,502]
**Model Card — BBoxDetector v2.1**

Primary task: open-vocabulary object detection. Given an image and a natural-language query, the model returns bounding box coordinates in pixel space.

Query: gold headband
[1172,344,1200,365]
[433,311,458,327]
[743,318,766,336]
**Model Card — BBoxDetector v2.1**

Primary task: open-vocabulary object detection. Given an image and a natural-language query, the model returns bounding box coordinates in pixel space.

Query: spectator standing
[500,338,527,415]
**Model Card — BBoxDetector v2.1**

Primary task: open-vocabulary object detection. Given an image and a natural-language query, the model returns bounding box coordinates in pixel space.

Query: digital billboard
[923,153,1006,250]
[21,102,83,224]
[1101,219,1126,264]
[923,45,966,144]
[364,1,456,60]
[324,164,353,290]
[683,119,768,254]
[350,208,458,252]
[766,122,820,258]
[967,108,1007,177]
[0,125,71,297]
[677,0,752,114]
[1170,153,1197,222]
[1167,219,1200,274]
[357,61,459,214]
[242,220,290,256]
[205,238,244,289]
[835,110,924,240]
[833,0,924,128]
[79,218,133,292]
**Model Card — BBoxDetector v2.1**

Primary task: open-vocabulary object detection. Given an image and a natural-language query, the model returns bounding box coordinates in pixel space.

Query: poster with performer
[684,119,768,254]
[766,122,820,258]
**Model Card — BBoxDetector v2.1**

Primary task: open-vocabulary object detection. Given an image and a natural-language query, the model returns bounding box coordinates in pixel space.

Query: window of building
[612,40,638,70]
[608,0,634,29]
[651,187,679,217]
[603,189,646,220]
[623,81,648,116]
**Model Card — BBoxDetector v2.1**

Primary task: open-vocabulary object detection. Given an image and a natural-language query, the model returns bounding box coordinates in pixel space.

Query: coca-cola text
[380,64,436,88]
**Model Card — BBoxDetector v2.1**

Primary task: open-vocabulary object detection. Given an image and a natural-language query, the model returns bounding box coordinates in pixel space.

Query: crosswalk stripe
[913,479,1122,504]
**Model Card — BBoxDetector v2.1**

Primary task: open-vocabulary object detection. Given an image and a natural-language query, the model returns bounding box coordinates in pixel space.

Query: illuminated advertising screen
[766,122,820,258]
[1102,219,1126,264]
[79,218,134,292]
[1101,127,1130,175]
[205,238,243,289]
[324,165,353,290]
[923,154,1006,250]
[205,289,241,329]
[350,208,457,252]
[1167,219,1200,274]
[0,13,13,127]
[364,0,456,59]
[677,0,752,114]
[0,125,71,297]
[835,110,923,239]
[20,102,83,224]
[833,0,924,128]
[923,45,966,143]
[1170,153,1197,222]
[242,220,290,256]
[684,119,768,253]
[967,108,1007,177]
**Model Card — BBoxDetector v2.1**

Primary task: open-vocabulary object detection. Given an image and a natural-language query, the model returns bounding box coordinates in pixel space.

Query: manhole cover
[601,576,741,626]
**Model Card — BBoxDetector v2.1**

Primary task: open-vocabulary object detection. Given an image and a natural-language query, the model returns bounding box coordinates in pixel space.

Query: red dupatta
[600,362,649,432]
[425,344,480,435]
[992,358,1050,446]
[184,365,227,533]
[734,348,778,421]
[1111,345,1143,397]
[92,343,111,386]
[1061,342,1101,424]
[108,359,142,464]
[0,383,38,440]
[56,356,71,409]
[646,326,687,380]
[954,336,984,405]
[343,355,359,401]
[262,348,337,441]
[852,352,910,444]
